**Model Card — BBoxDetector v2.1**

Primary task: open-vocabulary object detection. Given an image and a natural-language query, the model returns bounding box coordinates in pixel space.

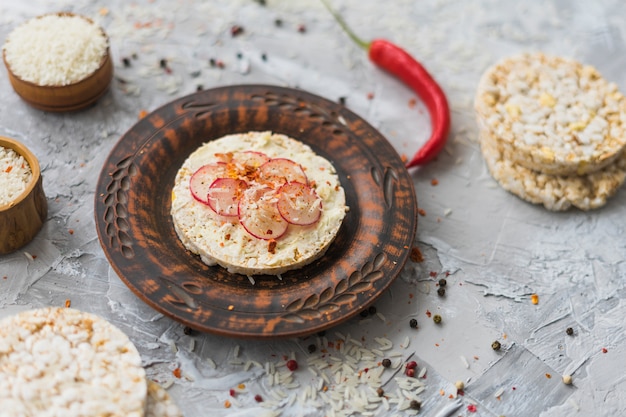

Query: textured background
[1,0,625,416]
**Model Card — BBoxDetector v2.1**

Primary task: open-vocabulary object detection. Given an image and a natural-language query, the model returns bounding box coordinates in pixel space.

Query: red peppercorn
[406,361,417,369]
[286,359,298,371]
[405,368,415,378]
[231,25,244,36]
[229,389,236,397]
[254,394,263,402]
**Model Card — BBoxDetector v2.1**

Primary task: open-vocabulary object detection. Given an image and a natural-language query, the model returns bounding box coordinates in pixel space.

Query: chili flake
[410,246,424,262]
[531,293,539,304]
[418,208,427,216]
[64,299,71,308]
[467,404,477,413]
[431,178,439,186]
[172,368,182,378]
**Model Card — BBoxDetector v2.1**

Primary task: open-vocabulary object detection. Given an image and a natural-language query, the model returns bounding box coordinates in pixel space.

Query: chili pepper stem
[319,0,371,50]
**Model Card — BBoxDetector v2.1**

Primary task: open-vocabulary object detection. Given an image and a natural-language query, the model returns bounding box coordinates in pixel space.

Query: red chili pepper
[321,0,451,168]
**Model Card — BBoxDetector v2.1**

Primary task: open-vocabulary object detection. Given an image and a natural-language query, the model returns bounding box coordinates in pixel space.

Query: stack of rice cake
[475,52,626,211]
[0,307,182,417]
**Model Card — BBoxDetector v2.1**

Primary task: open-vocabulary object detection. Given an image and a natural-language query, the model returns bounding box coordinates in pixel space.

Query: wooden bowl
[2,13,113,112]
[0,136,48,254]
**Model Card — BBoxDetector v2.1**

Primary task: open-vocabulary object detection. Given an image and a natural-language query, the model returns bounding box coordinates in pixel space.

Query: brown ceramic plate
[95,85,417,339]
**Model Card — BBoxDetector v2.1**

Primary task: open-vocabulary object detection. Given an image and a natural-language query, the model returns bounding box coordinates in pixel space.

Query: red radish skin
[277,182,323,225]
[189,163,228,205]
[207,178,249,217]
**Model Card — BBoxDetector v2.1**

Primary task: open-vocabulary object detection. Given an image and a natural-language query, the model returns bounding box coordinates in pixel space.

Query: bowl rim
[0,136,41,212]
[2,11,111,89]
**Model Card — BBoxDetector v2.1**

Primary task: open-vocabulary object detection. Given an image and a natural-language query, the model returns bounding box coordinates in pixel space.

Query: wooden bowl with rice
[0,136,47,254]
[2,12,113,112]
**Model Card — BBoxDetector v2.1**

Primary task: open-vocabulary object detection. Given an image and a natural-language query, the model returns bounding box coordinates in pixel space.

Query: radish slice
[277,182,323,225]
[207,178,248,216]
[238,188,288,240]
[233,151,270,169]
[258,158,308,186]
[189,163,227,205]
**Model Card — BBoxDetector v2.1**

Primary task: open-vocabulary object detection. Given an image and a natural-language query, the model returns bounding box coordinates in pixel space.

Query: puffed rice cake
[475,52,626,176]
[480,129,626,211]
[145,381,183,417]
[0,307,147,417]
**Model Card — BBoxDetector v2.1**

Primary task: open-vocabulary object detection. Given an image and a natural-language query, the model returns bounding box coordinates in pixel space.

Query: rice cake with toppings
[171,131,348,276]
[480,129,626,211]
[475,52,626,176]
[0,307,147,417]
[145,381,183,417]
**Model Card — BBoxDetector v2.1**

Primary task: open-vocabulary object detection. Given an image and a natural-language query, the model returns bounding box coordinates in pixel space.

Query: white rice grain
[0,146,32,206]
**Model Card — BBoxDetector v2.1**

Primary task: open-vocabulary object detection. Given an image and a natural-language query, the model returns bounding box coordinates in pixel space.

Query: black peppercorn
[339,96,346,105]
[368,306,377,315]
[437,287,446,297]
[566,327,574,336]
[410,400,421,410]
[122,57,131,67]
[307,344,316,354]
[433,314,442,324]
[438,278,447,287]
[359,309,369,318]
[183,326,194,335]
[409,318,418,328]
[492,340,501,351]
[261,53,267,61]
[381,358,391,368]
[274,18,283,27]
[159,58,168,68]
